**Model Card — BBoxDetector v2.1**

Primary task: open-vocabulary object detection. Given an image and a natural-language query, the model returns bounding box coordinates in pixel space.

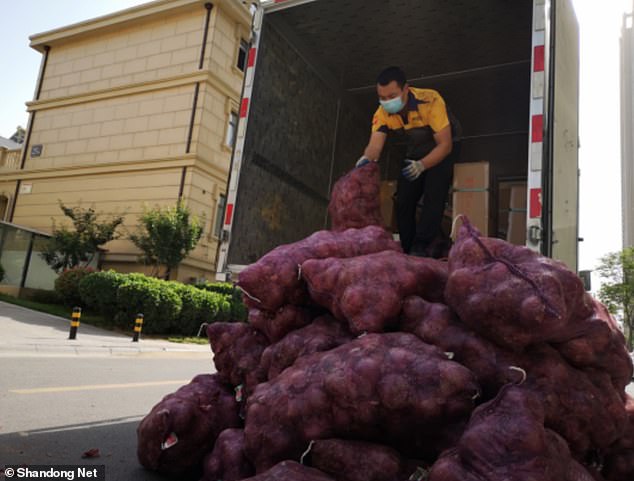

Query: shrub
[73,270,246,335]
[115,275,182,334]
[171,283,234,335]
[54,266,95,306]
[171,283,209,335]
[195,282,248,322]
[79,270,126,321]
[0,262,5,283]
[229,287,248,322]
[195,281,237,297]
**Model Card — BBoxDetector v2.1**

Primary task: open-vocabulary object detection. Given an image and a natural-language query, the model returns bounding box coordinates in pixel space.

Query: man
[357,66,462,257]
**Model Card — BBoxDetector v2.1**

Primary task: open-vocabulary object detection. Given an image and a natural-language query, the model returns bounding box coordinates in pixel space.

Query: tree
[10,126,25,144]
[130,202,203,280]
[596,247,634,351]
[41,203,124,272]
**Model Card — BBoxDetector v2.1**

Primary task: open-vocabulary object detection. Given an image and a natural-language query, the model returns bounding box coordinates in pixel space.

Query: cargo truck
[215,0,580,280]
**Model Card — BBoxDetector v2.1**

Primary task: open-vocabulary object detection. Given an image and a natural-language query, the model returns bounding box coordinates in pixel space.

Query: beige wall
[27,85,196,169]
[196,81,237,170]
[11,168,182,233]
[182,166,226,262]
[40,8,206,100]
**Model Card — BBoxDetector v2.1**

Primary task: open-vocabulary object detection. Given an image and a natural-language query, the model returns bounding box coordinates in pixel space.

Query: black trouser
[396,142,461,254]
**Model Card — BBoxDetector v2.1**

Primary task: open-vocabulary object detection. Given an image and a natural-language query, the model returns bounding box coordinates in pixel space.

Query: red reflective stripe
[530,189,542,218]
[532,115,543,143]
[534,45,545,72]
[239,98,249,118]
[224,204,234,225]
[274,0,287,3]
[247,48,256,67]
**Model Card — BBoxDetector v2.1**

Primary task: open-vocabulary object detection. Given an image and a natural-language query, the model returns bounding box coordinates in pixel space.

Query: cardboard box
[507,210,527,245]
[507,183,527,245]
[497,181,526,239]
[509,184,527,210]
[452,162,490,236]
[497,184,512,238]
[380,180,398,232]
[453,161,490,190]
[452,190,489,236]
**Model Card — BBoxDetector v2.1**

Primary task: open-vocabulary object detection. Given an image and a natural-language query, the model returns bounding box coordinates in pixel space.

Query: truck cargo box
[216,0,580,278]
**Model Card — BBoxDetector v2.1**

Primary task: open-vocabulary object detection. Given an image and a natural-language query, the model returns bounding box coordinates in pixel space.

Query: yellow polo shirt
[371,87,453,135]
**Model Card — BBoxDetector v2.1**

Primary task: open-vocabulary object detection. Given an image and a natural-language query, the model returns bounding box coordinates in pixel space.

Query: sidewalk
[0,301,211,357]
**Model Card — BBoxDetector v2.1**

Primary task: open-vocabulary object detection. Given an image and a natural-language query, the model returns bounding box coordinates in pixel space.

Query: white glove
[402,159,426,181]
[355,156,376,168]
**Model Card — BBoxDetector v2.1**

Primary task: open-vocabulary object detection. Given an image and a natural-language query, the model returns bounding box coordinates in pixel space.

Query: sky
[0,0,630,282]
[573,0,631,289]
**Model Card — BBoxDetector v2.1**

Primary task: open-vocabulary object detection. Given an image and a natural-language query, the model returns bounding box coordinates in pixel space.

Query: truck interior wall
[229,20,356,265]
[330,95,375,184]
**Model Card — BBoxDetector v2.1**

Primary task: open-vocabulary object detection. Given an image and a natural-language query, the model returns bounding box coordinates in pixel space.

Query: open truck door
[528,0,580,272]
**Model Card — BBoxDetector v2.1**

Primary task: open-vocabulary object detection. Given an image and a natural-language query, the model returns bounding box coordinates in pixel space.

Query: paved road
[0,302,213,480]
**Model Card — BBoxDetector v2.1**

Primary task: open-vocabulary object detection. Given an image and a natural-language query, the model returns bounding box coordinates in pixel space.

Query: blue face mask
[380,95,405,114]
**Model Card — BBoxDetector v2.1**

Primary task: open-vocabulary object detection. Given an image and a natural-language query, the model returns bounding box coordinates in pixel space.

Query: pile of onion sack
[137,162,634,481]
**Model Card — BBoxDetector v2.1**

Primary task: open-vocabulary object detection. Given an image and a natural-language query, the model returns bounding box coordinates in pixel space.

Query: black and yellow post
[69,307,81,340]
[132,313,144,342]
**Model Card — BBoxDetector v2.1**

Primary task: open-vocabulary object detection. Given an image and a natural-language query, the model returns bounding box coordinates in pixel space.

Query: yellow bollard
[69,307,81,340]
[132,313,144,342]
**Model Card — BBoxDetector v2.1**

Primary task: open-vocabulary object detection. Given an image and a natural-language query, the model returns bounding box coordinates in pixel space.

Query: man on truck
[357,66,462,257]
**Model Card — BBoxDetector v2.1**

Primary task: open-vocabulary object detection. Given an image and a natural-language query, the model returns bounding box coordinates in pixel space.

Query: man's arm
[363,131,387,161]
[420,125,452,169]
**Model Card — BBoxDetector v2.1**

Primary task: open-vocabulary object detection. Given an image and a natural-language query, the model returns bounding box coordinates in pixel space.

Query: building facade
[622,4,634,249]
[0,0,254,282]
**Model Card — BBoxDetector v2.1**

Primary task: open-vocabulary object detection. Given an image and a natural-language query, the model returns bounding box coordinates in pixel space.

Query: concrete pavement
[0,301,211,358]
[1,357,214,480]
[0,300,215,480]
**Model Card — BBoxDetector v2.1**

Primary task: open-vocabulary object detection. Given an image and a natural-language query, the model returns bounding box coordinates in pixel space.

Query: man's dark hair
[377,66,407,88]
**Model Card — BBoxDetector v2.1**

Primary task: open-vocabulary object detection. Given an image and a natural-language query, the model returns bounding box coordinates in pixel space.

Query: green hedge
[78,270,125,321]
[116,275,182,334]
[194,281,237,297]
[195,281,248,321]
[77,271,245,335]
[170,283,233,335]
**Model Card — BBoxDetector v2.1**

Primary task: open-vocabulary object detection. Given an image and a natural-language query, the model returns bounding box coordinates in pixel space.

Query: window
[214,194,227,238]
[237,39,249,71]
[225,111,239,148]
